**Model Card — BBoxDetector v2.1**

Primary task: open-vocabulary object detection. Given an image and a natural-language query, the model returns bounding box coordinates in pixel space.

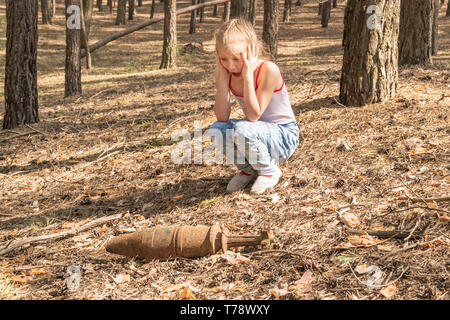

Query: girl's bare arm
[214,56,231,122]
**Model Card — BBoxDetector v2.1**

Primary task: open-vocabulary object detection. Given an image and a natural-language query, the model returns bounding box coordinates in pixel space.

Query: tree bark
[80,0,92,69]
[223,2,231,21]
[399,0,433,66]
[41,0,53,24]
[248,0,257,24]
[150,0,155,18]
[282,0,292,22]
[53,0,56,16]
[432,0,439,55]
[65,0,82,97]
[81,0,93,49]
[339,0,400,107]
[3,0,39,129]
[447,0,450,16]
[160,0,177,69]
[263,0,279,61]
[97,0,103,11]
[230,0,247,19]
[138,0,143,6]
[321,0,331,27]
[190,0,197,33]
[116,0,127,24]
[213,4,218,16]
[128,0,135,20]
[333,0,337,8]
[200,0,205,22]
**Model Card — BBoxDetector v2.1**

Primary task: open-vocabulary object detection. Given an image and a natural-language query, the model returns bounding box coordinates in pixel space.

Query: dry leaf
[408,147,428,155]
[340,211,361,228]
[289,270,314,294]
[164,282,190,293]
[12,275,33,284]
[113,273,131,284]
[219,251,250,265]
[335,233,380,249]
[30,268,46,276]
[270,288,290,299]
[392,187,406,196]
[379,283,397,298]
[61,221,76,229]
[179,287,197,300]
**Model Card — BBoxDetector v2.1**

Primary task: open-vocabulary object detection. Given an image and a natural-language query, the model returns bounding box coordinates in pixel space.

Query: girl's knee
[233,120,255,139]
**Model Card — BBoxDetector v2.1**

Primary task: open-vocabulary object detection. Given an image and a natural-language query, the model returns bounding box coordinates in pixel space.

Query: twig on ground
[378,236,445,262]
[396,195,450,202]
[25,124,48,136]
[0,213,123,256]
[0,131,38,143]
[56,150,120,180]
[248,249,314,259]
[345,227,422,239]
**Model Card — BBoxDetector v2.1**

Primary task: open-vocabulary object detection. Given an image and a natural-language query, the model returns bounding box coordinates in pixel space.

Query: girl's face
[216,44,246,78]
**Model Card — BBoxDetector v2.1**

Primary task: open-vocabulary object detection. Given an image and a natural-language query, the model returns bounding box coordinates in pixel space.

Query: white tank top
[228,61,296,124]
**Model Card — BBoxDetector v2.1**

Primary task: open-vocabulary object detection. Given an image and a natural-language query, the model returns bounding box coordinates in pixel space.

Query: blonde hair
[214,19,268,59]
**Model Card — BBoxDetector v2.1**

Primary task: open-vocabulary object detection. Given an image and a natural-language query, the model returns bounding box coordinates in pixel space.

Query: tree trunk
[213,4,218,16]
[200,0,205,22]
[282,0,292,22]
[138,0,143,6]
[116,0,127,24]
[399,0,433,66]
[432,0,439,55]
[333,0,337,8]
[248,0,257,24]
[160,0,177,69]
[230,0,247,19]
[128,0,135,20]
[97,0,103,11]
[321,0,330,27]
[41,0,53,24]
[65,0,82,97]
[263,0,279,61]
[53,0,56,16]
[150,0,155,18]
[3,0,39,129]
[108,0,113,12]
[447,0,450,16]
[81,0,93,48]
[80,0,92,69]
[339,0,400,107]
[190,0,197,33]
[223,2,231,21]
[318,1,322,15]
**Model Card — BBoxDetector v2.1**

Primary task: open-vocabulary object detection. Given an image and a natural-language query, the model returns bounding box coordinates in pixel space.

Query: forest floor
[0,1,449,300]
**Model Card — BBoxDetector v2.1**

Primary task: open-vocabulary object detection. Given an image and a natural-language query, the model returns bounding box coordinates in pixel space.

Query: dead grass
[0,1,449,300]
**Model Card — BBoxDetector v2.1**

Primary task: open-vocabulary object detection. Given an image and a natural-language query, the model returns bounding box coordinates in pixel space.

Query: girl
[208,19,300,194]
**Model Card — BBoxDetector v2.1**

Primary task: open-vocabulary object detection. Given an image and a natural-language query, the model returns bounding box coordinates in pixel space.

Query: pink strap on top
[229,61,268,97]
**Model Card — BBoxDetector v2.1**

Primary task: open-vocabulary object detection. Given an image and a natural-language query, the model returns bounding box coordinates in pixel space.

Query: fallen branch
[81,0,230,58]
[345,227,421,239]
[379,235,445,262]
[0,213,123,256]
[396,195,450,203]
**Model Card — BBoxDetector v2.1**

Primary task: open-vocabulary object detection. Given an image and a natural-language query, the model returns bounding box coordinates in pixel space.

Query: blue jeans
[206,119,300,175]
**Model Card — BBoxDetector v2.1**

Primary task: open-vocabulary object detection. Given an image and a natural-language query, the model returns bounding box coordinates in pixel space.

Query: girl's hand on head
[240,43,259,81]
